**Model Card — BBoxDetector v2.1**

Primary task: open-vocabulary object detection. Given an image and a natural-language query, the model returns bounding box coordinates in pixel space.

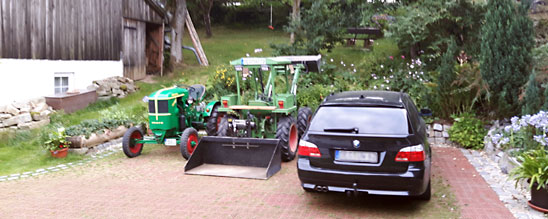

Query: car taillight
[278,100,284,109]
[395,144,425,162]
[298,140,321,157]
[222,100,228,108]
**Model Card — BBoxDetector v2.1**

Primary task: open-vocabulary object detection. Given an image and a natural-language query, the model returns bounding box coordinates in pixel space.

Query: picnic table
[345,27,383,47]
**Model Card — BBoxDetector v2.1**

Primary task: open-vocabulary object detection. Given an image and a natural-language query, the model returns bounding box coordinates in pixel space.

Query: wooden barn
[0,0,168,105]
[0,0,166,80]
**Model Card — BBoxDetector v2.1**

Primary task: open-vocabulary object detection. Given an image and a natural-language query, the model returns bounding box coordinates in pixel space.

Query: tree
[480,0,534,117]
[290,0,301,44]
[170,0,188,66]
[522,72,541,115]
[194,0,215,38]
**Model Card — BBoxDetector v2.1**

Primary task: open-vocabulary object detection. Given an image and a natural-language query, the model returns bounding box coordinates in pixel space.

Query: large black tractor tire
[297,107,313,138]
[416,180,431,201]
[122,126,145,158]
[206,104,225,136]
[217,116,231,136]
[180,128,199,160]
[277,116,299,162]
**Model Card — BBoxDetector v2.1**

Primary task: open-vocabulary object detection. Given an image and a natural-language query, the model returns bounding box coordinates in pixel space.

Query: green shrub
[522,72,541,115]
[297,84,336,111]
[448,113,487,149]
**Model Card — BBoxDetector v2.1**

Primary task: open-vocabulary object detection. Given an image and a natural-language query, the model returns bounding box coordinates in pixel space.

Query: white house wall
[0,59,123,105]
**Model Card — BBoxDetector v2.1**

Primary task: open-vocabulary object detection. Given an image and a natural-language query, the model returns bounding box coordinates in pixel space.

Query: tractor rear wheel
[297,107,313,138]
[217,116,232,136]
[180,128,199,160]
[206,104,225,136]
[277,116,299,162]
[122,126,144,158]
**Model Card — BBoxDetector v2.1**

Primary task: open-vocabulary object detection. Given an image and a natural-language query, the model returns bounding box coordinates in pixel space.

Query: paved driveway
[0,145,512,218]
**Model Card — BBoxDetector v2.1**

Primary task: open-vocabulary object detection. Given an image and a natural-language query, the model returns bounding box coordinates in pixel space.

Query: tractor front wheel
[206,104,225,136]
[297,107,313,138]
[122,127,144,158]
[180,128,199,159]
[277,116,299,162]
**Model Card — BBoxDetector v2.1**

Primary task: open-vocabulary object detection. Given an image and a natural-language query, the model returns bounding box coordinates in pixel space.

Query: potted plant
[511,148,548,212]
[43,127,72,158]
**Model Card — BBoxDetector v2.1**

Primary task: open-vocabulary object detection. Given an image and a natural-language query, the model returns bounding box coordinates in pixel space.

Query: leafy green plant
[448,113,487,149]
[41,127,71,151]
[511,149,548,190]
[522,72,541,115]
[297,84,336,111]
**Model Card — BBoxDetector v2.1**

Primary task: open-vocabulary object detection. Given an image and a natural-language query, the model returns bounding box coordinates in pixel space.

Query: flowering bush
[448,113,487,149]
[42,127,71,151]
[367,56,434,108]
[490,111,548,152]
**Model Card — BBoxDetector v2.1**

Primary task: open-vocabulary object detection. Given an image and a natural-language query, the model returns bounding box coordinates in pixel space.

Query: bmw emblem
[353,140,360,149]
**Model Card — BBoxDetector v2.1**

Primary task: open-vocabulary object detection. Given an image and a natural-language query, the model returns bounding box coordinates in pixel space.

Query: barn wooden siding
[0,0,123,60]
[123,0,163,24]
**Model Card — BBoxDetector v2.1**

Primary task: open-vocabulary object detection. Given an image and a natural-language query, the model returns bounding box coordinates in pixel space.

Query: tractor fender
[203,101,219,117]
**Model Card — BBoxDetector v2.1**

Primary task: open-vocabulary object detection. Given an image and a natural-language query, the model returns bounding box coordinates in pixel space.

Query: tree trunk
[170,0,187,66]
[201,0,214,38]
[290,0,301,44]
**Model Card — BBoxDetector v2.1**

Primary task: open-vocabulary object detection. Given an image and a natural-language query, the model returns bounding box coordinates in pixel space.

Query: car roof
[321,90,405,108]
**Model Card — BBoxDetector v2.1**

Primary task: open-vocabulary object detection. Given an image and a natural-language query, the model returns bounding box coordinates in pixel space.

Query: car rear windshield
[309,106,409,135]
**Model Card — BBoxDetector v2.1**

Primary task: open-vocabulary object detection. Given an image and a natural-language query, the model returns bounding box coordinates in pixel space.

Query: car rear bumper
[297,157,430,196]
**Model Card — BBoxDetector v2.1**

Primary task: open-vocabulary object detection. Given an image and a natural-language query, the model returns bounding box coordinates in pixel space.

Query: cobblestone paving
[461,148,548,219]
[0,143,515,218]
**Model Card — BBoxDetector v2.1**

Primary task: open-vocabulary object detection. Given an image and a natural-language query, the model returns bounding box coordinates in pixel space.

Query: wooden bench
[345,27,383,47]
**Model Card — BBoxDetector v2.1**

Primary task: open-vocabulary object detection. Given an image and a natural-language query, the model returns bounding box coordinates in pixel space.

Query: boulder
[29,97,46,108]
[12,101,31,109]
[112,88,124,96]
[19,107,31,113]
[31,102,48,113]
[87,84,99,91]
[18,119,50,130]
[3,113,32,126]
[32,110,51,121]
[0,113,11,120]
[433,123,443,131]
[1,105,19,116]
[442,131,450,138]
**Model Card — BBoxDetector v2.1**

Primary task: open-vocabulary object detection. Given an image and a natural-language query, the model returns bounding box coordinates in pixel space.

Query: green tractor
[122,84,222,159]
[185,55,321,179]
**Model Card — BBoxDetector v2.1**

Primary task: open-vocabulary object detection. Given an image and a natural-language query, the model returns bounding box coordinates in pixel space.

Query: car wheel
[297,107,313,138]
[122,126,144,158]
[277,116,299,162]
[417,180,431,201]
[180,128,199,160]
[206,104,225,136]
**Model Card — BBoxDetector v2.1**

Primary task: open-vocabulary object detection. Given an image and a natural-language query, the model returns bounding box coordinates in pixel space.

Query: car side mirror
[420,108,432,117]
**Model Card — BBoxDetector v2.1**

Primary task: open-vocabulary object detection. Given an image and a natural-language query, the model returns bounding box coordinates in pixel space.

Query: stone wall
[427,123,452,144]
[0,97,53,132]
[88,76,138,100]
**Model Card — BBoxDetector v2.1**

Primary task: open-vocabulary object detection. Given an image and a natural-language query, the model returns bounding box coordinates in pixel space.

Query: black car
[297,90,432,200]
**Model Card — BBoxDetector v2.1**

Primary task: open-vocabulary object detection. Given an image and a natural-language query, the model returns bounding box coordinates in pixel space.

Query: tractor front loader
[185,55,321,179]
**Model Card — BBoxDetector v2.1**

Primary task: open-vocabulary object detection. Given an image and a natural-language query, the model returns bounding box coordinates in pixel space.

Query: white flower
[410,64,414,69]
[390,75,394,78]
[381,84,385,88]
[374,85,377,89]
[380,65,384,68]
[351,64,354,67]
[500,137,510,145]
[353,69,357,72]
[385,80,390,83]
[374,76,378,80]
[330,58,334,62]
[386,87,390,90]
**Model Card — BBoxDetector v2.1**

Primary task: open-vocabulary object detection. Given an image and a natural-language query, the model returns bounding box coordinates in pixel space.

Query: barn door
[122,18,146,80]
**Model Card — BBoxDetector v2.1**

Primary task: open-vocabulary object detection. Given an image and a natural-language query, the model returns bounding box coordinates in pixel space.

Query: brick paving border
[433,146,514,219]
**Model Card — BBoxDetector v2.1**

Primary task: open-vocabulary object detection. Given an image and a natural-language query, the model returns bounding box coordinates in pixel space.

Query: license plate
[164,138,177,146]
[335,150,378,163]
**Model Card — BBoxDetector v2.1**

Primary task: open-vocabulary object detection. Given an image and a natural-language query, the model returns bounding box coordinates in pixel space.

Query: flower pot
[528,183,548,213]
[50,147,69,158]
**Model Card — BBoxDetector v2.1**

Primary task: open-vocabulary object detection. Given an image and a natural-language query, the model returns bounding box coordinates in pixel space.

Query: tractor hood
[148,86,188,100]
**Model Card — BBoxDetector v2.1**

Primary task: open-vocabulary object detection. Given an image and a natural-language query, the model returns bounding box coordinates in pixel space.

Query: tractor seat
[189,84,206,100]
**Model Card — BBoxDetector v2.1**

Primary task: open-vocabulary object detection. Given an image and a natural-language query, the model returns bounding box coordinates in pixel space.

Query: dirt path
[0,145,511,218]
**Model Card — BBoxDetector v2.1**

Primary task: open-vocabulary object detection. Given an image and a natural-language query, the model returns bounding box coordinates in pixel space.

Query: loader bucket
[184,136,281,180]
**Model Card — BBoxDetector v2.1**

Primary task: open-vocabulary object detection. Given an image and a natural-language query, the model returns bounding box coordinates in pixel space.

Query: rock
[29,97,46,108]
[1,105,19,116]
[438,138,446,143]
[435,132,442,138]
[127,84,136,92]
[428,137,436,144]
[19,107,31,113]
[18,119,50,130]
[31,102,48,113]
[433,123,443,131]
[96,87,110,96]
[69,148,89,155]
[87,84,99,91]
[32,110,50,121]
[3,113,32,126]
[0,113,11,120]
[443,124,452,131]
[12,101,30,109]
[442,131,449,138]
[112,88,124,96]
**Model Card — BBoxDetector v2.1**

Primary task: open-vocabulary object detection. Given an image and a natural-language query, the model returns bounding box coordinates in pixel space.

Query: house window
[54,73,73,94]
